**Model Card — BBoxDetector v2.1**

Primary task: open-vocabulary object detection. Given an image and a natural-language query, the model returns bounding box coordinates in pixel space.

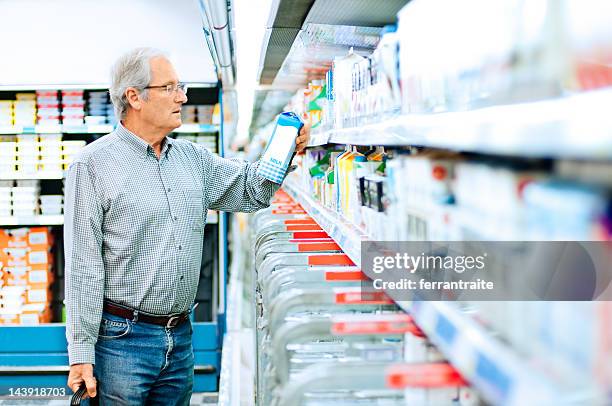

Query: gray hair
[109,47,169,119]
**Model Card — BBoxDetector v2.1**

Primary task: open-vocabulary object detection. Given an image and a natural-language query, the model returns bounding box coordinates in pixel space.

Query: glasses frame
[143,82,188,95]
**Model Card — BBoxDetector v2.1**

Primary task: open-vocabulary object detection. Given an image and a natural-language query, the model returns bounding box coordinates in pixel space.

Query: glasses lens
[178,83,188,93]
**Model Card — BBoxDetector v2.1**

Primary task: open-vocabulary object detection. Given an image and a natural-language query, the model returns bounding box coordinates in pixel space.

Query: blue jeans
[90,311,194,405]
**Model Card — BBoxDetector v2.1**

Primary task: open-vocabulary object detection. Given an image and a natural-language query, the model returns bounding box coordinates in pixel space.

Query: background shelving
[307,89,612,159]
[0,215,63,226]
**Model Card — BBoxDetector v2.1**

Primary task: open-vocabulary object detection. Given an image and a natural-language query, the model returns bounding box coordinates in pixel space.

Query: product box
[0,285,26,302]
[3,267,54,289]
[0,227,52,249]
[257,112,303,184]
[19,303,52,324]
[0,247,52,270]
[0,304,51,325]
[25,287,51,304]
[16,93,36,101]
[0,310,20,325]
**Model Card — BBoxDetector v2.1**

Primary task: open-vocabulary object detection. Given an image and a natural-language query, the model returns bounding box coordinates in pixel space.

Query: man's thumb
[84,376,97,398]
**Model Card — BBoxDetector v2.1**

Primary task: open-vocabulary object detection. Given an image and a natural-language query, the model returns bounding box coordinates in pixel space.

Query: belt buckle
[166,315,181,328]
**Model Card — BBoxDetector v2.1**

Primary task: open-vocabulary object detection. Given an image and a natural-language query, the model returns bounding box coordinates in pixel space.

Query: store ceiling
[251,0,409,133]
[0,0,218,89]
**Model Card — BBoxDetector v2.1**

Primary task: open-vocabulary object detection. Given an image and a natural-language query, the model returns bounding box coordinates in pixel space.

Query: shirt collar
[116,122,174,157]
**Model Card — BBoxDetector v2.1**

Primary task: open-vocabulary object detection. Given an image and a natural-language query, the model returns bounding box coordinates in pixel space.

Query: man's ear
[125,87,142,112]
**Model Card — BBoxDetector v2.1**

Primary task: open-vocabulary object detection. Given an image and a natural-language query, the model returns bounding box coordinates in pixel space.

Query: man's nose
[176,90,188,103]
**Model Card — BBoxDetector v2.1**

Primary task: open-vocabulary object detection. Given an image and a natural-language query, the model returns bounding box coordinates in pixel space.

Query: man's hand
[68,363,97,399]
[295,122,311,153]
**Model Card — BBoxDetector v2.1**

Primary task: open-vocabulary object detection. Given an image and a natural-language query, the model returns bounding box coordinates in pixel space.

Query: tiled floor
[0,393,218,405]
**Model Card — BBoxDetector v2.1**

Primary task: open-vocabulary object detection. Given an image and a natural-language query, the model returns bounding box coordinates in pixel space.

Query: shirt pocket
[184,189,204,232]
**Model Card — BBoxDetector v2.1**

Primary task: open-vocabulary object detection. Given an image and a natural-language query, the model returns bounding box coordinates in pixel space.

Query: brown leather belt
[103,300,190,328]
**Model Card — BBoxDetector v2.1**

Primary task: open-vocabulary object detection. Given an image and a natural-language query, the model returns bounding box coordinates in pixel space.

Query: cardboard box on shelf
[0,311,20,325]
[25,287,51,304]
[16,93,36,101]
[2,264,53,289]
[0,303,51,325]
[0,248,52,269]
[0,285,26,302]
[0,227,53,250]
[19,303,52,324]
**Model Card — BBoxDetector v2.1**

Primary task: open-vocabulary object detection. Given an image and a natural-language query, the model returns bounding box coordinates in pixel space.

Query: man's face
[140,57,188,131]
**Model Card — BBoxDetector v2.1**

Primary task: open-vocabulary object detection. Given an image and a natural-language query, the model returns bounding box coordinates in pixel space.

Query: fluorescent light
[234,0,274,143]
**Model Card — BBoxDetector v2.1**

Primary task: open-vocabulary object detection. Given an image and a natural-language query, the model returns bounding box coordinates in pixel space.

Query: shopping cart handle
[70,383,99,406]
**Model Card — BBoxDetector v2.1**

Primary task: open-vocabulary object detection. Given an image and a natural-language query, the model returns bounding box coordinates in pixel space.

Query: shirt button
[178,245,182,251]
[180,276,184,280]
[173,216,178,221]
[167,188,171,192]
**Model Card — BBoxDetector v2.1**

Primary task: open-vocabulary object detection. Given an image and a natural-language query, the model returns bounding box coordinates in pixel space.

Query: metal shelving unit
[281,177,591,406]
[0,215,63,226]
[0,171,64,180]
[308,89,612,159]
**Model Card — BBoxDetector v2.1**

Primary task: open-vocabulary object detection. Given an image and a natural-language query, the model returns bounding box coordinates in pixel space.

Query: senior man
[64,47,309,404]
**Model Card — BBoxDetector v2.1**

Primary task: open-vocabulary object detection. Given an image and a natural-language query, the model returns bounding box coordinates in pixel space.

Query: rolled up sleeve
[64,161,105,365]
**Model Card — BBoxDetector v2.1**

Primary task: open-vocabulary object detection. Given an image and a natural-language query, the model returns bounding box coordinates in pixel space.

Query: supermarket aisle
[0,0,611,405]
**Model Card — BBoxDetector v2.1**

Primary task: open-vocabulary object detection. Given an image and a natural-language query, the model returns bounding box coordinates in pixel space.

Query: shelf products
[60,90,85,126]
[0,180,65,217]
[0,227,54,325]
[283,2,612,150]
[282,180,612,404]
[0,139,85,176]
[86,91,116,126]
[397,0,612,114]
[0,94,37,127]
[181,104,215,125]
[297,148,612,242]
[36,90,60,126]
[174,133,218,153]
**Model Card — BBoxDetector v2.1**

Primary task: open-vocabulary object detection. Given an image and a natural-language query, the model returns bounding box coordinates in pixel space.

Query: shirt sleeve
[64,161,105,365]
[199,146,286,213]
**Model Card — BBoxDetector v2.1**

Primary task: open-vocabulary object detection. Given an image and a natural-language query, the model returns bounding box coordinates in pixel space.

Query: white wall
[0,0,217,88]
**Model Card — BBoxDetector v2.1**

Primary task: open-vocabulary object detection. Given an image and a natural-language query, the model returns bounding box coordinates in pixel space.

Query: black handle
[70,383,99,406]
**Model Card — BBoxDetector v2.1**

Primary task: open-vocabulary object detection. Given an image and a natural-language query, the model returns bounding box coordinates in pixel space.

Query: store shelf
[281,176,579,406]
[0,123,219,135]
[62,124,114,134]
[283,177,367,263]
[0,171,64,180]
[308,89,612,159]
[0,215,63,226]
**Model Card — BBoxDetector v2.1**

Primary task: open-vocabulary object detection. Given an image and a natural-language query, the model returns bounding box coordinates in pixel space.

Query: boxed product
[3,266,54,289]
[0,247,51,270]
[0,227,52,249]
[257,112,303,184]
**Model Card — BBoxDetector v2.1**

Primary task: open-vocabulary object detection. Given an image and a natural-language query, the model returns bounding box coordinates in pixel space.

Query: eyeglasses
[144,82,188,95]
